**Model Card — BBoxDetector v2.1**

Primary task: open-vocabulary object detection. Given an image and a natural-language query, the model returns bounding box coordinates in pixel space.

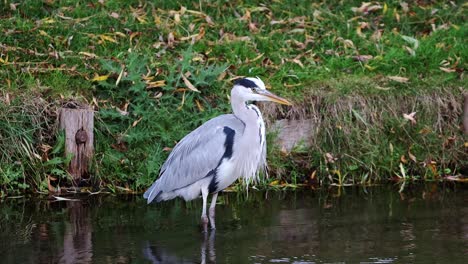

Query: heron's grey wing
[144,114,245,202]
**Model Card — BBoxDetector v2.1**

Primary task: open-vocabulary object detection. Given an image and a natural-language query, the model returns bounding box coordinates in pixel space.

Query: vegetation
[0,0,466,196]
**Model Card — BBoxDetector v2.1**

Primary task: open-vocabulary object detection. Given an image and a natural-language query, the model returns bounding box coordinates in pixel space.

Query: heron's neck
[231,96,259,125]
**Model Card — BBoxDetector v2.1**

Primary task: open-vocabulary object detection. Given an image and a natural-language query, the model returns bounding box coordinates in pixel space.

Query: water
[0,185,467,263]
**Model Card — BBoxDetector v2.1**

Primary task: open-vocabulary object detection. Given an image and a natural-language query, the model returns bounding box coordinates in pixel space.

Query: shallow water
[0,185,467,263]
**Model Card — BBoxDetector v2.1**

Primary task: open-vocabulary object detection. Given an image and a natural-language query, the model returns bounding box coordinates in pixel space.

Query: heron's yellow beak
[258,90,292,106]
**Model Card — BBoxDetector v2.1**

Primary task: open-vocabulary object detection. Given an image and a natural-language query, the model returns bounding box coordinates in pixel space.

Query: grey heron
[144,77,291,231]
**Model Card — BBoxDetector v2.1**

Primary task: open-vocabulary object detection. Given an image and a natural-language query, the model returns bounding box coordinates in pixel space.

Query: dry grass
[262,84,467,184]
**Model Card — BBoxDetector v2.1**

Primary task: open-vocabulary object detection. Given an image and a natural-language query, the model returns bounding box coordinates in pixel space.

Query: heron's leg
[208,192,218,229]
[201,188,209,233]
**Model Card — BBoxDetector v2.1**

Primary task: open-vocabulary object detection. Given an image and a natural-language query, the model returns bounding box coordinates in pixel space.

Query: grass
[0,0,466,195]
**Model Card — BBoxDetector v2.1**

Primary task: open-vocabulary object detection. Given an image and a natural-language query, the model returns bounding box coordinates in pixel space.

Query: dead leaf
[439,67,456,73]
[217,71,227,81]
[10,3,19,10]
[174,13,181,24]
[371,29,383,42]
[400,2,409,13]
[195,99,204,112]
[205,15,214,26]
[167,32,175,48]
[146,80,166,89]
[325,153,336,163]
[181,73,200,92]
[131,6,148,24]
[351,2,382,14]
[79,51,98,58]
[400,155,408,164]
[132,117,143,127]
[403,112,417,125]
[115,66,124,86]
[394,8,400,22]
[388,76,409,83]
[99,34,118,43]
[110,12,120,19]
[353,55,373,62]
[249,22,258,32]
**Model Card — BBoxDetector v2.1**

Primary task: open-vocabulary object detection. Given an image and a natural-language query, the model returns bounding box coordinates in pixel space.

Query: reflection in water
[59,202,93,264]
[0,185,467,263]
[142,231,216,264]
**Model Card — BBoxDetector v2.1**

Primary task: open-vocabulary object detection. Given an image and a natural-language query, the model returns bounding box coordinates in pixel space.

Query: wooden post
[59,107,94,184]
[463,93,468,135]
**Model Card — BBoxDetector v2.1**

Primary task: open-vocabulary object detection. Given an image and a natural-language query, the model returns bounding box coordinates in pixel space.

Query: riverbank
[0,1,466,196]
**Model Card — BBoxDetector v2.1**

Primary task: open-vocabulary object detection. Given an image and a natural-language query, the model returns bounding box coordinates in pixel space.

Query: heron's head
[232,77,292,105]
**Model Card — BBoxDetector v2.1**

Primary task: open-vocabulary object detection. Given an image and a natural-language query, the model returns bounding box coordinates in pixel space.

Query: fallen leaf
[401,35,419,50]
[91,74,109,82]
[10,3,19,11]
[351,2,382,14]
[388,76,409,83]
[146,80,166,88]
[403,112,417,124]
[205,15,214,26]
[79,51,98,58]
[110,12,120,19]
[167,32,175,48]
[195,99,204,112]
[353,55,373,62]
[115,66,124,86]
[181,73,200,92]
[439,67,456,73]
[249,22,258,32]
[400,2,409,13]
[99,34,118,43]
[269,180,279,186]
[325,153,336,163]
[217,71,227,81]
[132,117,143,127]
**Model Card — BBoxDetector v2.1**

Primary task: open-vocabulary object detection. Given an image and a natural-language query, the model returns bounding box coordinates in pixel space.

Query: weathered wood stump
[463,93,468,135]
[59,107,94,184]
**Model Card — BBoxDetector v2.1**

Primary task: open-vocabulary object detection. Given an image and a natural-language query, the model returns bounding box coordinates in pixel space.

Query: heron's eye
[250,88,257,93]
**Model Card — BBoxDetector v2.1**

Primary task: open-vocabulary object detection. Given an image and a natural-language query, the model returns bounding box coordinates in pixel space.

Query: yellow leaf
[39,30,51,37]
[269,180,279,186]
[114,32,126,38]
[79,51,98,58]
[383,3,388,14]
[394,8,400,22]
[146,80,166,88]
[99,34,117,43]
[0,55,8,64]
[195,99,204,112]
[92,74,109,82]
[41,17,55,24]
